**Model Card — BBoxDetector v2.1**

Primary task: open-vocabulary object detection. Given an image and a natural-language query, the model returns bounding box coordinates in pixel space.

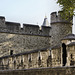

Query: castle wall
[0,11,73,56]
[0,16,51,56]
[0,12,74,72]
[5,22,20,33]
[0,43,75,70]
[0,33,50,56]
[0,20,51,37]
[0,48,62,70]
[0,67,75,75]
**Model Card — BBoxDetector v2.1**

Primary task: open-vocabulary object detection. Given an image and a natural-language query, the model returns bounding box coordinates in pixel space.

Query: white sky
[0,0,75,33]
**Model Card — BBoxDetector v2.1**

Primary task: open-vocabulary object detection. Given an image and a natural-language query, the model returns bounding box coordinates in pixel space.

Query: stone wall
[0,33,50,56]
[0,16,51,56]
[0,49,51,70]
[0,48,63,70]
[0,66,75,75]
[0,11,73,56]
[50,12,72,47]
[50,23,72,47]
[0,44,75,70]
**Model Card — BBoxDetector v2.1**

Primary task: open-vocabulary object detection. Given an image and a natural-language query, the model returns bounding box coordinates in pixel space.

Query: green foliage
[57,0,75,20]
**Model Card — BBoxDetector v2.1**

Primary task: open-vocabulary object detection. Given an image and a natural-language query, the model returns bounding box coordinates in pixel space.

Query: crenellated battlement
[0,16,5,22]
[50,11,72,24]
[5,21,20,33]
[0,11,74,71]
[50,11,73,47]
[0,16,5,27]
[0,16,51,37]
[0,11,73,56]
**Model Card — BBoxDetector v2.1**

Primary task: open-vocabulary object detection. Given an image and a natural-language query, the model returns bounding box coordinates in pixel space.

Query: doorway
[62,43,67,66]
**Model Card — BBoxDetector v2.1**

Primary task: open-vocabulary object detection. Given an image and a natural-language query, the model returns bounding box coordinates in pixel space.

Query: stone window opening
[38,51,42,60]
[20,56,24,65]
[14,60,16,69]
[10,50,13,55]
[47,49,52,67]
[47,54,52,67]
[13,57,16,64]
[38,51,42,66]
[7,60,9,66]
[38,56,41,61]
[13,57,16,69]
[21,59,23,64]
[28,54,32,63]
[49,49,52,56]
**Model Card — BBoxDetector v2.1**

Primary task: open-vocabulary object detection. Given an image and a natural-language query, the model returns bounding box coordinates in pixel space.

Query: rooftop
[62,34,75,40]
[67,42,75,46]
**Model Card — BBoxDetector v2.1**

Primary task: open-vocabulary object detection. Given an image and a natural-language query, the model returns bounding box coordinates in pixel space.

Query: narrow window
[38,51,42,66]
[62,43,67,66]
[10,50,13,55]
[28,54,32,62]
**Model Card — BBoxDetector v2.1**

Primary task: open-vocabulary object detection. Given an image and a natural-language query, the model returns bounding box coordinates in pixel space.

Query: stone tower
[50,11,73,47]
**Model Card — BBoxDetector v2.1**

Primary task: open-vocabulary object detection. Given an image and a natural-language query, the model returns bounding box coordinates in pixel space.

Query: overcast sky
[0,0,75,33]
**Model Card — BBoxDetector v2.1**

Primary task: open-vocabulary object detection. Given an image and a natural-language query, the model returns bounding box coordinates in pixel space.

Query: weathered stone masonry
[0,42,75,70]
[0,11,72,56]
[0,66,75,75]
[0,11,75,75]
[0,33,50,56]
[50,11,72,47]
[0,16,51,56]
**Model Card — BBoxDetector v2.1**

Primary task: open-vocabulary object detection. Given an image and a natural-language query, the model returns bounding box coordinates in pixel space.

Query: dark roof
[51,45,61,49]
[67,42,75,46]
[62,34,75,40]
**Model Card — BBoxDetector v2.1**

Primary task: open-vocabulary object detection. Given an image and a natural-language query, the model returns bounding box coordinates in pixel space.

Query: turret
[50,11,73,47]
[51,11,72,23]
[42,16,50,27]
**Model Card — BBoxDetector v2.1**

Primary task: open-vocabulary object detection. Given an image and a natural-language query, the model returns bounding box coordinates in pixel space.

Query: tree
[57,0,75,20]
